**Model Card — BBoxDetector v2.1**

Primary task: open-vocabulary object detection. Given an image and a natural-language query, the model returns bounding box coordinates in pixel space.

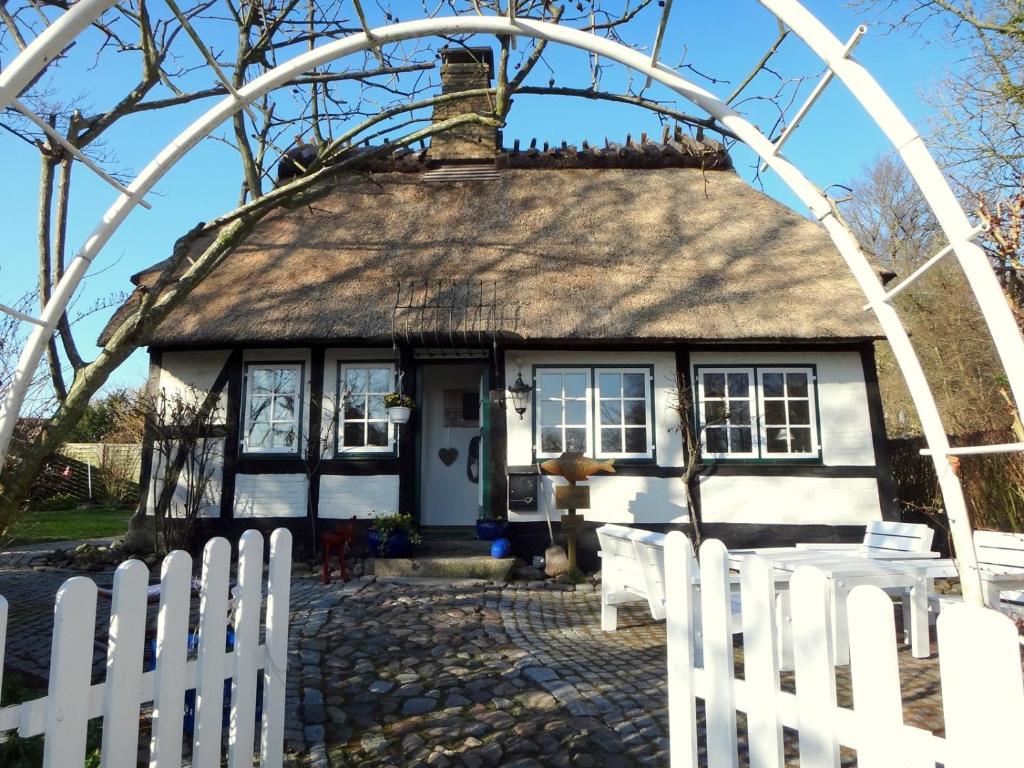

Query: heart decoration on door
[439,447,459,466]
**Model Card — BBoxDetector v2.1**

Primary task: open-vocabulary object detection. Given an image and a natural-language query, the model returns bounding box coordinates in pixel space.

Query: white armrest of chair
[794,543,862,550]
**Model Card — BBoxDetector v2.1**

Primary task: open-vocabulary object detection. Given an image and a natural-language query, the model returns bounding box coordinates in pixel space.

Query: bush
[34,493,80,511]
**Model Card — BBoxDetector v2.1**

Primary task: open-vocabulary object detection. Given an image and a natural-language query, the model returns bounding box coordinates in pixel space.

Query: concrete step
[420,526,478,541]
[371,555,517,582]
[420,538,494,556]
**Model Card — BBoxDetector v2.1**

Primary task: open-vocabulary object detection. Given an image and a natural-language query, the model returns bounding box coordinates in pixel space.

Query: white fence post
[42,577,97,768]
[739,555,783,768]
[100,560,149,768]
[150,550,192,768]
[261,528,293,767]
[699,539,739,768]
[229,529,265,768]
[193,537,232,766]
[665,531,698,768]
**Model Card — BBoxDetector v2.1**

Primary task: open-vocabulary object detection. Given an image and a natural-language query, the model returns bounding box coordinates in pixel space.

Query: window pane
[787,372,809,397]
[624,428,647,454]
[727,373,749,398]
[249,395,271,423]
[540,373,562,396]
[248,422,270,449]
[345,368,368,393]
[705,427,727,453]
[272,425,295,448]
[343,423,365,447]
[600,401,622,425]
[704,401,726,423]
[367,395,386,420]
[729,400,750,425]
[563,373,587,399]
[598,373,620,397]
[565,428,586,453]
[763,400,785,424]
[788,400,810,425]
[623,373,645,398]
[730,427,752,453]
[275,369,298,394]
[250,369,274,394]
[762,372,784,397]
[790,428,812,453]
[344,396,365,420]
[368,368,390,392]
[273,395,295,421]
[564,400,587,425]
[367,422,388,447]
[765,427,787,453]
[624,401,646,426]
[703,373,725,398]
[601,428,621,453]
[540,401,562,427]
[541,427,562,453]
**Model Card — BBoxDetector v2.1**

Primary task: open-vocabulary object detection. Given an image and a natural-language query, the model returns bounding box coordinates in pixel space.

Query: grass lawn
[5,506,132,546]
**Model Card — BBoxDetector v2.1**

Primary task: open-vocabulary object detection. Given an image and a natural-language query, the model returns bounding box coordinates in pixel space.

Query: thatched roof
[101,164,882,347]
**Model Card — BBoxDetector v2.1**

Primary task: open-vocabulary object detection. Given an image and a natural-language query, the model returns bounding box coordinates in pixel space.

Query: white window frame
[534,368,593,459]
[594,367,655,460]
[337,362,396,455]
[695,367,759,460]
[241,362,303,455]
[756,367,820,459]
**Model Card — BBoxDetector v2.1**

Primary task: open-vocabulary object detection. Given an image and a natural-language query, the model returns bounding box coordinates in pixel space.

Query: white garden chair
[794,519,938,559]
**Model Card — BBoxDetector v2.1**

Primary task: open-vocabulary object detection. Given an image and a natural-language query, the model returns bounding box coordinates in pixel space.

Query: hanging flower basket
[384,392,415,424]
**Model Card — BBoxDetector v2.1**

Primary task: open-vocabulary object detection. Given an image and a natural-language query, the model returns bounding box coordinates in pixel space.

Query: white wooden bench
[595,524,742,634]
[931,530,1024,617]
[795,520,937,558]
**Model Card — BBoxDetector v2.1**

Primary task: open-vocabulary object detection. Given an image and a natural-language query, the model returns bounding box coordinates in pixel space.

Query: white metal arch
[3,3,1023,608]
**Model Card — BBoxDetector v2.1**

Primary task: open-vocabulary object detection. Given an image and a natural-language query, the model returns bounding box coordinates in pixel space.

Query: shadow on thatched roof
[99,162,882,348]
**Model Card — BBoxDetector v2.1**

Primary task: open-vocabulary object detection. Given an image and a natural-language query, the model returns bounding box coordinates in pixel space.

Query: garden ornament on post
[2,2,1023,606]
[540,451,615,572]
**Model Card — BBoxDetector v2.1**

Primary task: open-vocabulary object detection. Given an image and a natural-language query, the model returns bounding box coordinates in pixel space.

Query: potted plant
[367,512,422,558]
[384,392,415,424]
[475,513,508,541]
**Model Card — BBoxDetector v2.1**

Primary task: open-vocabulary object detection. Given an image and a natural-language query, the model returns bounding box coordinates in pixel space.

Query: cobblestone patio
[1,545,953,767]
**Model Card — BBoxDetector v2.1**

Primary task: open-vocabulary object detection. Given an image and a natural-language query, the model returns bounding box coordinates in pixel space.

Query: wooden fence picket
[150,550,192,768]
[100,560,149,768]
[739,555,783,768]
[192,537,231,767]
[261,528,293,767]
[42,577,97,768]
[938,604,1024,768]
[665,531,698,768]
[699,540,738,768]
[846,585,905,768]
[229,529,265,768]
[789,566,839,768]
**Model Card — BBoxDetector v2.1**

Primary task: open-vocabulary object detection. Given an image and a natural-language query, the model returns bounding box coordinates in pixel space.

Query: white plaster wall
[157,351,230,424]
[145,438,223,518]
[234,473,307,518]
[504,350,683,467]
[509,474,689,524]
[318,475,400,519]
[697,474,881,526]
[688,350,875,466]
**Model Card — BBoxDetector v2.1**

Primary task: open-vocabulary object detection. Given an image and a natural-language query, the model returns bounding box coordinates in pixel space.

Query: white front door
[419,364,485,526]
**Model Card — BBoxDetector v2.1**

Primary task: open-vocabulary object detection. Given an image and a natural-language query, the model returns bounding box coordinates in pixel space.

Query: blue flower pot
[476,519,508,541]
[368,529,413,558]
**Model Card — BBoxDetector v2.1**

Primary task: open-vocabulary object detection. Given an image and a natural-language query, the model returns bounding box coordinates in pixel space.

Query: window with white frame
[596,369,653,459]
[534,366,655,460]
[242,363,302,454]
[758,368,818,457]
[695,365,820,460]
[696,368,757,459]
[338,364,394,453]
[536,369,591,457]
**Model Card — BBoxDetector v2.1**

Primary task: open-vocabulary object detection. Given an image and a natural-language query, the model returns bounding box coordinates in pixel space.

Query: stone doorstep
[370,555,517,582]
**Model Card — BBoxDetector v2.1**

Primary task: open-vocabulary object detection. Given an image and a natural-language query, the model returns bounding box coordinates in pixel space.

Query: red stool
[320,516,357,585]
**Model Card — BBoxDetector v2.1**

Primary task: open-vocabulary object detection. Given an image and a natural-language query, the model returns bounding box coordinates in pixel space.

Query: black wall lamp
[507,372,533,419]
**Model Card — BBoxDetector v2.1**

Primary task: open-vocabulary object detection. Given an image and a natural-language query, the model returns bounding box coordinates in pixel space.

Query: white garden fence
[0,527,291,768]
[665,532,1024,768]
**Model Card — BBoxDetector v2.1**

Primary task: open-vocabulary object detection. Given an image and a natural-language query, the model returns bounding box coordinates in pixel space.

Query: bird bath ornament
[539,452,615,571]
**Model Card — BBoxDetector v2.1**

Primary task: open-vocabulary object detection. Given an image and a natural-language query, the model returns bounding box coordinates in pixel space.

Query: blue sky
[0,1,959,395]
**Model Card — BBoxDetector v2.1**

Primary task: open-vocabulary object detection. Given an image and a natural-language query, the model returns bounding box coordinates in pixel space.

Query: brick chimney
[429,46,500,163]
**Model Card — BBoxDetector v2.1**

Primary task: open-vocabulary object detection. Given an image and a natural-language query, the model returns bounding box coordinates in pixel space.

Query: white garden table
[728,547,933,666]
